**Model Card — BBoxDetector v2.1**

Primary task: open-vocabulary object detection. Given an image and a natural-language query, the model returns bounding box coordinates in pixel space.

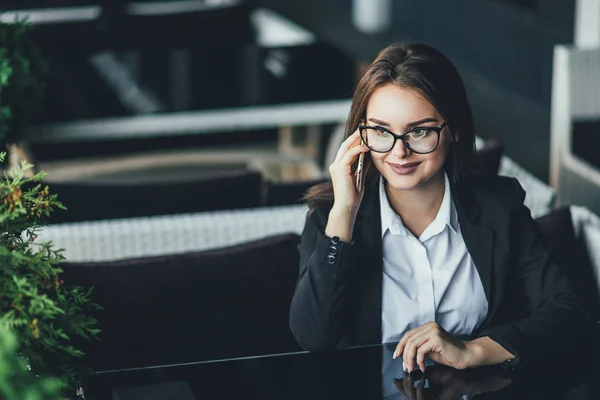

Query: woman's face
[365,84,453,191]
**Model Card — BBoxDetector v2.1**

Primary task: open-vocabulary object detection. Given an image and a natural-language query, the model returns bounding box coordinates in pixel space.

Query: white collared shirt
[380,174,488,344]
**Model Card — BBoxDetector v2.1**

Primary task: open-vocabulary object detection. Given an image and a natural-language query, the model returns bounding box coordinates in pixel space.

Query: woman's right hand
[325,129,370,242]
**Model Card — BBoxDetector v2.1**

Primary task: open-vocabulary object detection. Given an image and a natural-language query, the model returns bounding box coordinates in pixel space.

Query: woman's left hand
[394,322,474,372]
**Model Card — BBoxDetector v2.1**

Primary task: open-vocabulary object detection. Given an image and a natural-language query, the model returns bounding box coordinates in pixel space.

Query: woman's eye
[412,129,429,138]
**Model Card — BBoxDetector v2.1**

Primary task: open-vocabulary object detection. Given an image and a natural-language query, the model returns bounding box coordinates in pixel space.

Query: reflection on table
[87,340,598,400]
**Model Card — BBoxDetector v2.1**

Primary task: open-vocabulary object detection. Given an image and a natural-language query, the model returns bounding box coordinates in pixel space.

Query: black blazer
[289,174,592,367]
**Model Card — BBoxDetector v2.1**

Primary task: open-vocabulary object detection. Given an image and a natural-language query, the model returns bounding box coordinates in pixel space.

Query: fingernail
[393,352,397,359]
[402,362,406,370]
[420,366,425,373]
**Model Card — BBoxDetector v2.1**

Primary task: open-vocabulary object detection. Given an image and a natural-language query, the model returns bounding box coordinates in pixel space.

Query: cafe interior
[0,0,599,399]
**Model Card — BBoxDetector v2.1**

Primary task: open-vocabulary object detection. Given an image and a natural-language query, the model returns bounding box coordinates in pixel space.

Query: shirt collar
[379,175,407,237]
[379,173,459,239]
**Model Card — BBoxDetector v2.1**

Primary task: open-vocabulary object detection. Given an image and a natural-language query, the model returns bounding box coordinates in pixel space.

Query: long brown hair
[305,43,476,210]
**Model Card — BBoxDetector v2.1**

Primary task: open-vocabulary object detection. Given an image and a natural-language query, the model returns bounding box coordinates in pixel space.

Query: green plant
[0,151,101,393]
[0,17,46,148]
[0,321,64,400]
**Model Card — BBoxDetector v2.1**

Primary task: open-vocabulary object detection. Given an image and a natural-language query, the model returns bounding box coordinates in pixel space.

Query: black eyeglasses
[358,121,447,154]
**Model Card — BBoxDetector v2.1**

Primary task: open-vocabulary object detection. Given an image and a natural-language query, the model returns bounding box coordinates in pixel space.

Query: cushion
[570,206,600,321]
[498,157,555,219]
[536,207,600,321]
[497,207,599,325]
[471,139,504,175]
[47,169,263,223]
[60,233,302,371]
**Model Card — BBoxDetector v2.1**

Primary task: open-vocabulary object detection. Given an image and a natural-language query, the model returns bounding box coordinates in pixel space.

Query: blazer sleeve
[477,179,593,366]
[289,209,358,352]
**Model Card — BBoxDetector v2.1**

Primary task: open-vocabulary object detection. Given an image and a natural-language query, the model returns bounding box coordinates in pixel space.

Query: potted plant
[0,321,64,400]
[0,152,101,396]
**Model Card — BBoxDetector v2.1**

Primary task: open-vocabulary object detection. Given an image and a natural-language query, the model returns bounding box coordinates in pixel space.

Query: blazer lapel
[352,183,383,345]
[452,180,495,327]
[460,224,494,308]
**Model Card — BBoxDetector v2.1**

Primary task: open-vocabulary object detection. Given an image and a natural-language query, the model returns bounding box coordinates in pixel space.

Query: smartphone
[355,152,365,193]
[355,122,367,193]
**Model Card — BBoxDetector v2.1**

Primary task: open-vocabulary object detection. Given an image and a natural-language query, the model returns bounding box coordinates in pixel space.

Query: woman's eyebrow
[406,117,439,128]
[367,118,391,127]
[368,117,439,128]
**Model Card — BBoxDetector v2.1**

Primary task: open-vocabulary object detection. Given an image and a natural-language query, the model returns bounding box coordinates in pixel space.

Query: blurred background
[1,1,600,393]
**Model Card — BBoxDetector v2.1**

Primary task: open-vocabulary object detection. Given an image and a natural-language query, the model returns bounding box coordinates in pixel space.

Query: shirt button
[326,254,336,264]
[328,245,338,255]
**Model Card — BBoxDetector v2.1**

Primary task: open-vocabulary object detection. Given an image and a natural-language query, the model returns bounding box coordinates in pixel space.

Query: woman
[289,43,591,374]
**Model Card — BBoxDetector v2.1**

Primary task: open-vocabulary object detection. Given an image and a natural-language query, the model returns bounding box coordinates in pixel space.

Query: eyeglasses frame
[358,121,448,154]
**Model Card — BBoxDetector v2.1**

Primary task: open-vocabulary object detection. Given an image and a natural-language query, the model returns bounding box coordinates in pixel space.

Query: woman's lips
[388,162,421,175]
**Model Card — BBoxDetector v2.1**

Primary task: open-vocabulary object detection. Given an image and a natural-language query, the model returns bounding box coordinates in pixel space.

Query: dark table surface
[87,341,599,400]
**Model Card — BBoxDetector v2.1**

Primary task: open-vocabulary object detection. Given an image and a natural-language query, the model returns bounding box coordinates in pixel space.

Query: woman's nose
[390,138,411,159]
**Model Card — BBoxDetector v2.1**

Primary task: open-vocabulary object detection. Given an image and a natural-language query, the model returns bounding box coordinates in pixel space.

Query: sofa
[61,234,303,372]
